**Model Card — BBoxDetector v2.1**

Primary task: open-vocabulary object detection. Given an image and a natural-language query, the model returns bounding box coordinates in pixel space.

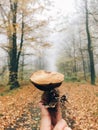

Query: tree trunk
[72,37,77,75]
[79,31,86,80]
[8,0,20,89]
[85,0,96,85]
[20,52,25,81]
[7,0,24,89]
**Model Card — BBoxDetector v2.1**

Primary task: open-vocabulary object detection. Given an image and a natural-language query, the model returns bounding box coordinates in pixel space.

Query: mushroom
[30,70,64,108]
[30,70,64,91]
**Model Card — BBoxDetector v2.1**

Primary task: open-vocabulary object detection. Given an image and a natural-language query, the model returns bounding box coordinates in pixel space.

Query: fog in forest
[0,0,75,70]
[0,0,98,85]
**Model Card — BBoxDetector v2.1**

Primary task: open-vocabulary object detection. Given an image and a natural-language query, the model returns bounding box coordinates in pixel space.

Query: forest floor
[0,82,98,130]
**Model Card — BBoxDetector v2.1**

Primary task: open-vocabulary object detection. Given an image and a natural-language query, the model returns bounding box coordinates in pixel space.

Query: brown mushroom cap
[30,70,64,91]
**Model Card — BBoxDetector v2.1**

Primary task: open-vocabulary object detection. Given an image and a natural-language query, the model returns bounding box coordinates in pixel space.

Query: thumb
[53,119,67,130]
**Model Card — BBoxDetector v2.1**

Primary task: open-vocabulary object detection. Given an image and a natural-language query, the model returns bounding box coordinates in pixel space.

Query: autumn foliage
[0,82,98,130]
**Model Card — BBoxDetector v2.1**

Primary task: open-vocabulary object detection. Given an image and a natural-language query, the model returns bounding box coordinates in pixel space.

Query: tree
[78,30,87,80]
[0,0,25,89]
[72,36,77,74]
[0,0,50,89]
[85,0,96,84]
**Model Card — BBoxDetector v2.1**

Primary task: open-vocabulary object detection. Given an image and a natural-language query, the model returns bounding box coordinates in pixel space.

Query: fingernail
[64,127,72,130]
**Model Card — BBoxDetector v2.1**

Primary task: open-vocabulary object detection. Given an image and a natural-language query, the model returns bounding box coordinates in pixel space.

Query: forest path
[0,82,98,130]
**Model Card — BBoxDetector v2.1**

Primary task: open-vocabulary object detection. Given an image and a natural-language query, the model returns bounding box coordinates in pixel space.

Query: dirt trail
[0,83,98,130]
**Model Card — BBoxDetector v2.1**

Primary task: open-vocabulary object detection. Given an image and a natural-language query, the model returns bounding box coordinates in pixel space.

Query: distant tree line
[57,0,98,85]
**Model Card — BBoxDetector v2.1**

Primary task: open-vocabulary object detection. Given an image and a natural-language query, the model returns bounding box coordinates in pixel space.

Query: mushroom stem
[41,89,60,108]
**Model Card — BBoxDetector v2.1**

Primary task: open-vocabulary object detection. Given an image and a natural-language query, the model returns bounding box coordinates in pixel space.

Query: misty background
[0,0,98,88]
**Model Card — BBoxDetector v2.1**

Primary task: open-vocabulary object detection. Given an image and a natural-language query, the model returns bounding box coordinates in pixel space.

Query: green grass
[0,85,21,96]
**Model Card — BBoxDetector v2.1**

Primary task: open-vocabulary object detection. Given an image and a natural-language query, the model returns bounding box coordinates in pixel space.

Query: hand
[39,102,72,130]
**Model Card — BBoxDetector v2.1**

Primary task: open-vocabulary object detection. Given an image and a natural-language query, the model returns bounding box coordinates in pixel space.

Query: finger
[54,119,67,130]
[64,127,72,130]
[39,102,52,130]
[39,102,50,117]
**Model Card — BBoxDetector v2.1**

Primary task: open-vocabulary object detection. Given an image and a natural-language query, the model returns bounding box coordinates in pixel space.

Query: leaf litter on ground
[0,82,98,130]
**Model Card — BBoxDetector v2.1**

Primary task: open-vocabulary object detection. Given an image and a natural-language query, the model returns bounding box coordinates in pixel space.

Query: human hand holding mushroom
[30,70,71,130]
